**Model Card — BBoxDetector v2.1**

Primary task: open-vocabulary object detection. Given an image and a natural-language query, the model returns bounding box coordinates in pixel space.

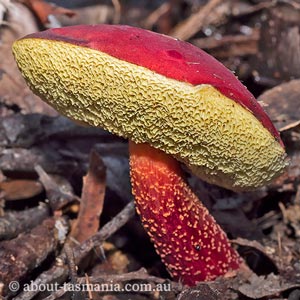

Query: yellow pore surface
[13,38,287,191]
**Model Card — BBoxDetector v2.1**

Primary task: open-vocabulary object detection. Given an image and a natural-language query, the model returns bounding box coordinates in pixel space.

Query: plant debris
[0,0,300,299]
[70,149,106,243]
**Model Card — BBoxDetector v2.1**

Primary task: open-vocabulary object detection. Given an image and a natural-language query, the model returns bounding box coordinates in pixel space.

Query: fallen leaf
[258,79,300,131]
[0,179,43,201]
[254,4,300,85]
[20,0,75,24]
[0,1,57,115]
[177,284,220,300]
[71,149,106,243]
[239,273,300,299]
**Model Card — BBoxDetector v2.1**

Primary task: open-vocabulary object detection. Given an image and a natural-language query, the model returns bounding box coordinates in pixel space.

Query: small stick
[0,203,49,240]
[13,202,135,300]
[74,201,136,261]
[170,0,223,40]
[111,0,121,24]
[143,2,171,29]
[35,165,79,211]
[42,268,182,300]
[64,244,77,282]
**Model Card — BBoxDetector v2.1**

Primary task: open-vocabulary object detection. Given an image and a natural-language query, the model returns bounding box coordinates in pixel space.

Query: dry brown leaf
[170,0,226,40]
[53,4,113,27]
[20,0,75,24]
[254,4,300,85]
[71,149,106,243]
[279,201,300,238]
[239,273,300,299]
[258,79,300,131]
[177,284,220,300]
[0,179,43,201]
[0,1,57,115]
[258,80,300,190]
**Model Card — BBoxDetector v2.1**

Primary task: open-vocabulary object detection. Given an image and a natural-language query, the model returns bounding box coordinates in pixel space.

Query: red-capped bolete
[12,25,288,285]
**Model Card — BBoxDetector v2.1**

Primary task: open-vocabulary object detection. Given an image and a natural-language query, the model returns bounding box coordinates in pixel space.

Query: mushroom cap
[12,25,288,191]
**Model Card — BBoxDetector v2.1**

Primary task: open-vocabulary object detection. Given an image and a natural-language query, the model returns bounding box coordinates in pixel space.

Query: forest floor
[0,0,299,299]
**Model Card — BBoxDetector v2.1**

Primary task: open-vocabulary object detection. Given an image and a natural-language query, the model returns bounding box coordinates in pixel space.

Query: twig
[295,185,300,205]
[35,165,79,211]
[62,244,87,300]
[111,0,121,24]
[277,231,283,269]
[231,1,275,17]
[0,217,68,297]
[85,274,93,300]
[192,31,259,50]
[74,201,136,260]
[42,268,183,300]
[13,202,136,300]
[191,31,259,58]
[0,203,49,240]
[143,2,171,29]
[170,0,223,40]
[278,0,300,10]
[41,284,70,300]
[0,0,12,25]
[231,237,268,254]
[280,120,300,132]
[12,262,68,300]
[80,268,180,287]
[64,244,77,282]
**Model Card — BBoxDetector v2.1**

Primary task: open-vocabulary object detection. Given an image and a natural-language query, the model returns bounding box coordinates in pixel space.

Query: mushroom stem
[129,141,241,285]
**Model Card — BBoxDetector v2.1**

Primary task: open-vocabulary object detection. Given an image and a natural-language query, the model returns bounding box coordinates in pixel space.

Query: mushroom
[12,25,287,285]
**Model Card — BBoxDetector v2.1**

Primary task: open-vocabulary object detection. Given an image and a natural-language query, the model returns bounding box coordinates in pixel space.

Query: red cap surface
[26,25,282,146]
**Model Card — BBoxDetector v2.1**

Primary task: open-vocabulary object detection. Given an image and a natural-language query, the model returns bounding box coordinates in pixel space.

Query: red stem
[129,142,241,285]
